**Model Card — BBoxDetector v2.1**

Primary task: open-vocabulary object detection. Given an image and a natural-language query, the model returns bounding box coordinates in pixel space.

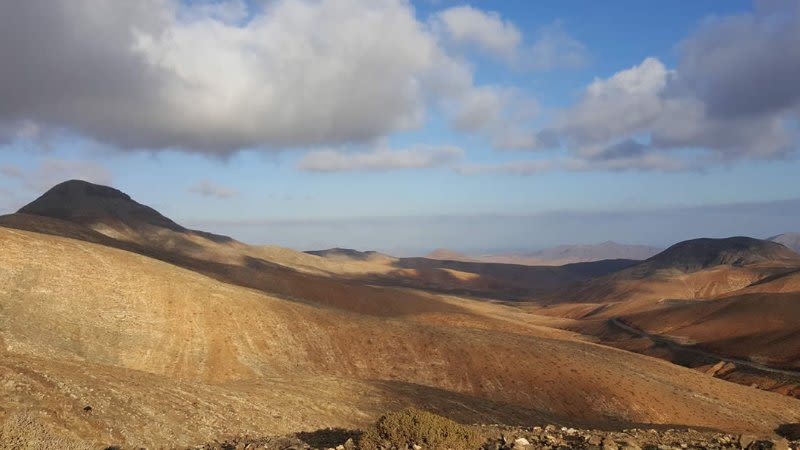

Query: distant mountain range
[769,232,800,254]
[3,179,800,445]
[426,241,663,266]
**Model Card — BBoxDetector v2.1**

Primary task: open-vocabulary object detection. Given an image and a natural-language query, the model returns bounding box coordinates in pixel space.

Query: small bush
[359,408,482,450]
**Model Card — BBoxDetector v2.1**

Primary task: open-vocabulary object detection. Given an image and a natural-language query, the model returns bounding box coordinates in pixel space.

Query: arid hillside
[536,237,800,306]
[3,221,800,446]
[619,292,800,369]
[2,181,800,447]
[530,237,800,398]
[2,181,638,301]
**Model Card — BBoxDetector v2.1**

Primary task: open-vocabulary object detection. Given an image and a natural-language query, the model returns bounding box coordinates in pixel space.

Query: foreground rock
[186,425,800,450]
[478,425,796,450]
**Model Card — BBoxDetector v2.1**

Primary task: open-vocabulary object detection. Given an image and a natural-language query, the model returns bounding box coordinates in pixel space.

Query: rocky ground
[185,424,800,450]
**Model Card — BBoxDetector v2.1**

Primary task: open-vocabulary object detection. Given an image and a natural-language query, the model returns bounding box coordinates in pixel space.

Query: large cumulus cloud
[551,0,800,170]
[0,0,438,153]
[0,0,585,156]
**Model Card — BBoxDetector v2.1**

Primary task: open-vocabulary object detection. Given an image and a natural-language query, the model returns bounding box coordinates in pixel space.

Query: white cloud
[525,22,589,70]
[432,6,522,60]
[456,160,550,176]
[297,145,464,172]
[446,85,547,150]
[0,0,586,157]
[34,159,113,190]
[450,87,507,131]
[0,165,24,178]
[454,155,690,176]
[546,2,800,171]
[1,159,113,192]
[561,154,692,172]
[555,57,670,152]
[189,180,238,199]
[494,129,560,151]
[431,8,587,70]
[0,0,448,153]
[179,0,249,24]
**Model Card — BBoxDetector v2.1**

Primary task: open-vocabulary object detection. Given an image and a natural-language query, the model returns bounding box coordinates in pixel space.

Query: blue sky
[1,0,798,254]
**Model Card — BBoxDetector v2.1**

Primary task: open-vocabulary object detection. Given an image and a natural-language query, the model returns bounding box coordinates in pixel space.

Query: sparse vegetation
[359,408,483,450]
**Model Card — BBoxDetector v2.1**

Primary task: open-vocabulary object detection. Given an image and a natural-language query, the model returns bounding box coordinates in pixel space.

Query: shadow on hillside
[368,379,564,427]
[368,380,725,433]
[296,428,361,448]
[776,423,800,440]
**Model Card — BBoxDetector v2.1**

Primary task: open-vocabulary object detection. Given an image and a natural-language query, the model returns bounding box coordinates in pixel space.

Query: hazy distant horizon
[180,197,800,255]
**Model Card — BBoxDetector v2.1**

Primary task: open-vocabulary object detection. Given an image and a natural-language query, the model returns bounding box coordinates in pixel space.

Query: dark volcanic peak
[641,236,800,273]
[18,179,185,231]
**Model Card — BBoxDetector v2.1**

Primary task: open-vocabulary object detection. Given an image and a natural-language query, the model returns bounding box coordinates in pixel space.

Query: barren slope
[1,227,800,447]
[7,181,641,302]
[619,292,800,369]
[537,237,800,306]
[525,237,800,397]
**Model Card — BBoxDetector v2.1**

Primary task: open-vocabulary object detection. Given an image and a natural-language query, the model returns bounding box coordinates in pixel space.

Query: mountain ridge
[18,179,186,231]
[769,232,800,254]
[636,236,800,275]
[425,242,662,266]
[3,180,800,447]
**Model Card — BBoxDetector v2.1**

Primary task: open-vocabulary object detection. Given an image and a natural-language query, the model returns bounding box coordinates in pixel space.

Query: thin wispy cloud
[0,159,113,192]
[431,7,588,69]
[432,6,522,61]
[297,145,464,173]
[189,180,238,199]
[0,165,24,178]
[456,160,551,176]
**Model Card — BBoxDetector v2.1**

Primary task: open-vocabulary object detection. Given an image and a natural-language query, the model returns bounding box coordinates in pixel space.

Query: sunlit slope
[537,237,800,306]
[619,292,800,369]
[2,227,799,446]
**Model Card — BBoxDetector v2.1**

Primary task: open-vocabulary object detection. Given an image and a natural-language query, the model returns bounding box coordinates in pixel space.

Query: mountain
[16,179,234,246]
[530,236,800,399]
[3,219,800,446]
[519,241,663,264]
[309,250,638,299]
[635,236,800,275]
[8,181,619,300]
[425,242,662,266]
[538,236,800,306]
[18,179,185,231]
[770,232,800,254]
[425,248,478,261]
[3,181,800,446]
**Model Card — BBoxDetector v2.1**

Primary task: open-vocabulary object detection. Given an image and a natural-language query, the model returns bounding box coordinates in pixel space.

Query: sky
[0,0,799,254]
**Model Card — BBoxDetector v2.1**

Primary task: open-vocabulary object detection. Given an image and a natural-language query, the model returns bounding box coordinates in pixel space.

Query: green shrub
[359,408,482,450]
